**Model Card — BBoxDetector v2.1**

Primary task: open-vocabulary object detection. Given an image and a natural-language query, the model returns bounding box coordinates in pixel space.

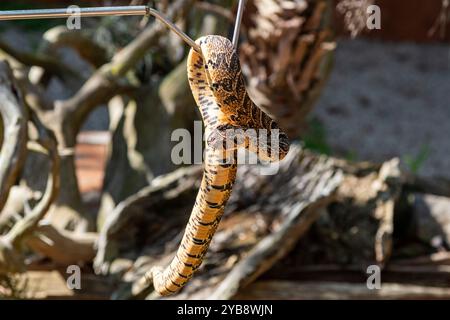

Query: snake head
[197,36,245,111]
[191,35,290,163]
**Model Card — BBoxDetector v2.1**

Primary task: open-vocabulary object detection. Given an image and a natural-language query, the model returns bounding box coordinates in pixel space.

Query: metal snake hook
[232,0,246,50]
[0,5,201,54]
[146,7,201,53]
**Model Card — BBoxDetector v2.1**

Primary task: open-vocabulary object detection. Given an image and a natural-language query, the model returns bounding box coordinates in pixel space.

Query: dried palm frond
[240,0,336,138]
[336,0,375,37]
[429,0,450,38]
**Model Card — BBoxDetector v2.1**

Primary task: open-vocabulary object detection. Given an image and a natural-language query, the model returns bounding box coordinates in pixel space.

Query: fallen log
[96,145,344,299]
[265,157,403,276]
[26,223,98,265]
[16,269,112,300]
[94,146,414,300]
[234,281,450,300]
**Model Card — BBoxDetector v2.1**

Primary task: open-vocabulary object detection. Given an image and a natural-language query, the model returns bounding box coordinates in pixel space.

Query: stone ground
[312,38,450,179]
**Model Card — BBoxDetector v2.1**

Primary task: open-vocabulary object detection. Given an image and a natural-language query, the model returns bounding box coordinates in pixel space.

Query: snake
[150,35,290,296]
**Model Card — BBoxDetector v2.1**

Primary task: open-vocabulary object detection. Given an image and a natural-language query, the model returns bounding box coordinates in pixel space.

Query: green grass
[302,118,332,155]
[344,150,358,162]
[403,144,430,174]
[302,118,359,161]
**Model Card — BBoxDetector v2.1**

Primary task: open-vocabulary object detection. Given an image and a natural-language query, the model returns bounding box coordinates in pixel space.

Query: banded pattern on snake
[151,35,290,296]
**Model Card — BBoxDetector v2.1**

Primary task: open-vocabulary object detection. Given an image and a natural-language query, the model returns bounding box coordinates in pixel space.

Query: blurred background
[0,0,449,299]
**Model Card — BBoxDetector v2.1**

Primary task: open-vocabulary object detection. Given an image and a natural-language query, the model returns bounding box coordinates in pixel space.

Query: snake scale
[150,35,290,296]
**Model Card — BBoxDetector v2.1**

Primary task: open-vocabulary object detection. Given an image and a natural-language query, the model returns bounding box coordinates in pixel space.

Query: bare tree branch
[0,39,82,83]
[5,140,60,248]
[195,1,235,23]
[0,138,57,274]
[26,223,98,265]
[0,136,60,274]
[0,61,28,213]
[235,281,450,300]
[42,26,109,68]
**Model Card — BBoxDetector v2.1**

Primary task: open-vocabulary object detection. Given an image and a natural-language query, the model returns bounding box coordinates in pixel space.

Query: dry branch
[393,252,450,266]
[210,157,403,299]
[404,173,450,197]
[26,223,97,265]
[0,39,81,83]
[0,136,96,269]
[18,269,112,299]
[408,193,450,248]
[105,0,195,78]
[0,139,59,274]
[235,281,450,300]
[265,158,403,273]
[0,61,28,213]
[0,237,24,274]
[195,1,235,23]
[4,140,60,248]
[42,26,109,68]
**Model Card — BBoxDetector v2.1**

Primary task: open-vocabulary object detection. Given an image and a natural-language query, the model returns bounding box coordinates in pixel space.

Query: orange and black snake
[150,35,290,296]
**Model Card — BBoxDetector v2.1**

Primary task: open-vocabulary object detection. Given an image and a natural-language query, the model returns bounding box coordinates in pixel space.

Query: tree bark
[0,61,28,213]
[234,281,450,300]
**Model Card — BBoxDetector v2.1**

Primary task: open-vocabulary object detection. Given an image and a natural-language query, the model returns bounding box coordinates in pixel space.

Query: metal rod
[148,8,200,53]
[0,6,147,20]
[0,6,201,53]
[232,0,246,50]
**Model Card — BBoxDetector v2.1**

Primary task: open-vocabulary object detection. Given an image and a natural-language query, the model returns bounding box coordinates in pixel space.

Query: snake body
[151,35,290,296]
